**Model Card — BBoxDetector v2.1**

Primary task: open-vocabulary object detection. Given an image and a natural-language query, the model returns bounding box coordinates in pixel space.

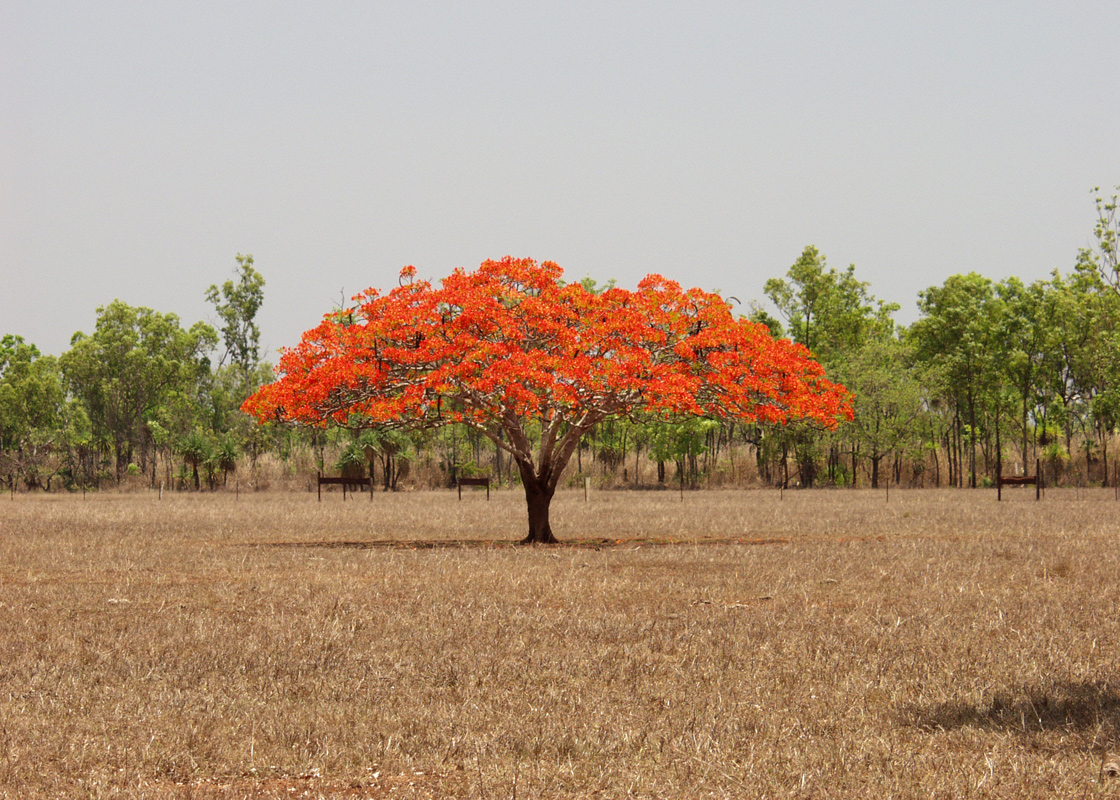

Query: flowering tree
[243,257,851,542]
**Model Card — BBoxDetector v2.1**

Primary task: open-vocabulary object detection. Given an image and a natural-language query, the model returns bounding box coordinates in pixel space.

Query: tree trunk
[1101,426,1108,488]
[516,459,558,544]
[521,479,557,544]
[115,437,126,484]
[968,394,977,489]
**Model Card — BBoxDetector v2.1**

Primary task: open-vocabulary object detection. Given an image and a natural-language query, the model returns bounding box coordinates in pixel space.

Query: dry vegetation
[2,486,1120,798]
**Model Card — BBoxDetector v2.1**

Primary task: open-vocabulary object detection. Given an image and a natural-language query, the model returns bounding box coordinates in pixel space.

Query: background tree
[909,273,997,487]
[0,335,70,489]
[1089,186,1120,293]
[831,336,923,488]
[206,253,266,390]
[244,257,851,542]
[992,277,1048,467]
[60,301,217,482]
[762,246,899,486]
[646,417,720,489]
[763,246,897,364]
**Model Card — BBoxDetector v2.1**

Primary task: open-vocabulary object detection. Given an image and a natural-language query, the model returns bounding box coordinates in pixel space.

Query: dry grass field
[2,486,1119,798]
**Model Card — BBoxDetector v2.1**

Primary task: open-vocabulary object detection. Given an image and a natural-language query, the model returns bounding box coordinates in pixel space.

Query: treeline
[4,192,1120,493]
[0,255,269,492]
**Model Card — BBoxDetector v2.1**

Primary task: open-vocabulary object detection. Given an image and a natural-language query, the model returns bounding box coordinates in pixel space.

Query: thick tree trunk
[521,476,558,544]
[514,457,558,544]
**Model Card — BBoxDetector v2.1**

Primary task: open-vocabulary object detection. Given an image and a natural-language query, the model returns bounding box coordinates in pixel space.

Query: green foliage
[746,303,784,339]
[764,245,898,364]
[1089,186,1120,293]
[831,336,923,488]
[0,335,63,451]
[578,276,617,295]
[644,417,719,485]
[335,441,368,476]
[205,253,266,384]
[177,429,211,491]
[60,301,217,482]
[908,273,998,486]
[0,335,90,489]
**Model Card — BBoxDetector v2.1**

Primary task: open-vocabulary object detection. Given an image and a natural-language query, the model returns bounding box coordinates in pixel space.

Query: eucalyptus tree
[830,336,923,488]
[0,336,62,448]
[763,246,899,486]
[0,335,69,488]
[909,274,998,487]
[988,277,1050,469]
[763,246,897,366]
[60,301,217,482]
[206,253,266,392]
[1089,186,1120,293]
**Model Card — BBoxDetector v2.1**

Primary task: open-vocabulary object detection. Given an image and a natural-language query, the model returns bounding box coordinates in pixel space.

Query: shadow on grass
[904,680,1120,735]
[250,536,791,551]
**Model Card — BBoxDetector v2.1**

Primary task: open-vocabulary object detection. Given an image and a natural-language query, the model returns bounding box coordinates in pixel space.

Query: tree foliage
[8,191,1120,498]
[60,301,217,482]
[764,245,897,364]
[206,253,266,384]
[244,257,851,541]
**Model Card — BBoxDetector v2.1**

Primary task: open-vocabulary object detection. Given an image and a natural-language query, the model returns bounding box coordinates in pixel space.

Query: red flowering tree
[243,257,851,543]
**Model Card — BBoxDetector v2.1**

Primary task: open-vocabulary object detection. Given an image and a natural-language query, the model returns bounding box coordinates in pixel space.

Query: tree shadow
[903,680,1120,737]
[252,536,790,551]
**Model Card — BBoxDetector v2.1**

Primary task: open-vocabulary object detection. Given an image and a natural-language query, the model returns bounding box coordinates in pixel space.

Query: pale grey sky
[3,2,1119,358]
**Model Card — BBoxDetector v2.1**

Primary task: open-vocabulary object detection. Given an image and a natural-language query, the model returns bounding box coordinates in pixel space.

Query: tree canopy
[206,253,266,385]
[244,256,851,541]
[60,301,217,482]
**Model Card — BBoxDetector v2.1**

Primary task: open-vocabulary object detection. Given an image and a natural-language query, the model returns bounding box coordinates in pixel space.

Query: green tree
[646,417,720,488]
[1089,186,1120,293]
[1037,264,1114,470]
[831,337,923,488]
[0,336,63,447]
[764,246,897,364]
[991,277,1049,468]
[60,301,217,482]
[0,335,68,488]
[763,246,899,486]
[909,273,998,487]
[206,253,266,388]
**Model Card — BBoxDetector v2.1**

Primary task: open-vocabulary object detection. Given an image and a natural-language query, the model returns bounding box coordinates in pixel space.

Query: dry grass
[2,486,1120,798]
